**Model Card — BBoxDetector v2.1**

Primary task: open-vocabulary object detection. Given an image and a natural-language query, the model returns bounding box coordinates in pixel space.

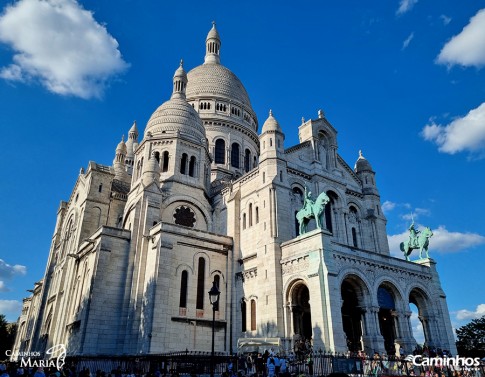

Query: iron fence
[57,352,485,377]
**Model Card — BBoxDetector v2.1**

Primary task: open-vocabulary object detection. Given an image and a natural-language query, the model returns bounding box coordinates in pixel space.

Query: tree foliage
[456,315,485,358]
[0,314,17,360]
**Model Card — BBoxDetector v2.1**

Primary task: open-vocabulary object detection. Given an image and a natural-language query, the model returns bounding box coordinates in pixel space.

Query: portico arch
[377,281,403,355]
[409,287,434,347]
[341,274,371,351]
[287,280,313,341]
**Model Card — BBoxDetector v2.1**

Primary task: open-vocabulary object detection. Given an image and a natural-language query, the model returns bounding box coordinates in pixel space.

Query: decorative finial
[359,150,363,158]
[122,134,125,142]
[180,59,183,67]
[269,109,273,117]
[318,109,325,118]
[212,21,216,27]
[301,117,305,124]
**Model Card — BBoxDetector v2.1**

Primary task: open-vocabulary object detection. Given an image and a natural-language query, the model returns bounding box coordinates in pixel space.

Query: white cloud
[432,226,485,252]
[0,300,23,320]
[0,259,27,279]
[397,0,418,15]
[0,259,26,292]
[440,15,452,26]
[454,304,485,321]
[382,201,396,213]
[436,8,485,68]
[421,102,485,157]
[0,0,129,99]
[402,32,414,50]
[388,225,485,256]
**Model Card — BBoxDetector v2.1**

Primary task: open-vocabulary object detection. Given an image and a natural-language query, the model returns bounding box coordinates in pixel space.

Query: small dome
[145,98,206,141]
[354,150,374,172]
[206,22,220,41]
[116,137,127,154]
[261,110,282,133]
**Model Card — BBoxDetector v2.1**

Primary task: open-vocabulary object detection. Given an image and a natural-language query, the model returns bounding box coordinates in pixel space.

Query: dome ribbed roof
[186,64,252,107]
[116,138,127,154]
[354,150,374,172]
[261,110,282,133]
[145,98,206,141]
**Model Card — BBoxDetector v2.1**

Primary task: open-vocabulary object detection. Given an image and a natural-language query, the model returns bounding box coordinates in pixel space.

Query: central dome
[186,64,252,108]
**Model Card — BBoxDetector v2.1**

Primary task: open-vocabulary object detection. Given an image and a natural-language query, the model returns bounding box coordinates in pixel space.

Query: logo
[6,344,66,369]
[405,354,481,368]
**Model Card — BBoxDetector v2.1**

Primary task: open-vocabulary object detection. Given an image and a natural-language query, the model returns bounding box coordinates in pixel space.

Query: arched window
[162,151,169,172]
[231,143,240,168]
[214,274,220,311]
[241,300,247,332]
[324,191,338,233]
[352,228,358,247]
[250,299,256,331]
[196,258,205,310]
[249,203,253,227]
[215,139,225,164]
[255,207,259,224]
[244,149,251,172]
[280,170,283,182]
[180,153,188,174]
[243,213,247,230]
[295,211,299,236]
[154,151,160,163]
[253,156,257,168]
[179,271,188,310]
[189,156,196,177]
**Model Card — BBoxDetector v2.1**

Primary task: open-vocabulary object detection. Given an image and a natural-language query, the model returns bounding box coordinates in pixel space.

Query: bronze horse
[400,227,433,261]
[296,192,330,235]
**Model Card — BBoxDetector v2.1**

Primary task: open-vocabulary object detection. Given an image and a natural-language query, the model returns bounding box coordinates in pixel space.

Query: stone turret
[113,136,130,183]
[125,121,139,175]
[205,21,221,65]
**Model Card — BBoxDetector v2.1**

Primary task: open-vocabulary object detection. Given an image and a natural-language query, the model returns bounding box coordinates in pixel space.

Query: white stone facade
[12,24,456,358]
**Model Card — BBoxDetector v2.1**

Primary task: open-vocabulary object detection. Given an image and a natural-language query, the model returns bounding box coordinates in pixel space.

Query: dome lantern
[204,21,221,65]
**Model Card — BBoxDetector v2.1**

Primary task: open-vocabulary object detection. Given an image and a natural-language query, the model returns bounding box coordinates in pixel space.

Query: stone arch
[375,279,404,355]
[340,272,372,352]
[286,278,313,341]
[408,285,434,346]
[175,263,194,276]
[161,196,212,231]
[210,269,226,284]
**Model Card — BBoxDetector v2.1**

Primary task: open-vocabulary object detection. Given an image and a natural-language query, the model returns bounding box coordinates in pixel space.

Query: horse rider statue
[408,221,420,248]
[303,187,315,213]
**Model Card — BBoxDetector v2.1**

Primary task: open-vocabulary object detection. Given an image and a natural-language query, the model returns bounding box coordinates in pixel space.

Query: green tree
[0,314,17,360]
[456,315,485,358]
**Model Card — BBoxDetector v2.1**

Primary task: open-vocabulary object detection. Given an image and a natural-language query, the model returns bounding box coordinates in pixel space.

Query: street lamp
[209,280,220,377]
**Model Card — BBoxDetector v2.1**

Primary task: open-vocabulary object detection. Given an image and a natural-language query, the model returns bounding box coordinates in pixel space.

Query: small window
[241,301,247,332]
[196,258,205,310]
[231,143,240,168]
[249,203,253,227]
[255,207,259,224]
[215,139,225,164]
[162,151,169,172]
[250,300,256,331]
[352,227,358,247]
[243,213,247,230]
[189,156,196,177]
[180,271,188,309]
[98,184,103,193]
[180,153,188,174]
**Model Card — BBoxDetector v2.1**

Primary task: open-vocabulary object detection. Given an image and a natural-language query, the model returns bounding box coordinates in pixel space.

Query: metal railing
[57,352,485,377]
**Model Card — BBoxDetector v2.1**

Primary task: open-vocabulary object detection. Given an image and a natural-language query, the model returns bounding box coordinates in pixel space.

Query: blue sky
[0,0,484,344]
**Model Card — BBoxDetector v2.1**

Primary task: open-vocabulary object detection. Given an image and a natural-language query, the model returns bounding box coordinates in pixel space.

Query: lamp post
[209,280,220,377]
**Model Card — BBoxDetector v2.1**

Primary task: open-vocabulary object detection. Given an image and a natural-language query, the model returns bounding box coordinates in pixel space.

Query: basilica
[12,23,456,358]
